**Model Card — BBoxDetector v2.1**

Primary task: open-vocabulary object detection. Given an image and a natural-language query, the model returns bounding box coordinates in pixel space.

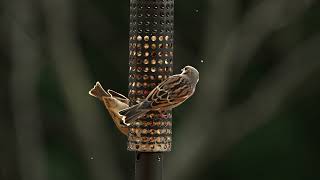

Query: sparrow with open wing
[89,82,129,135]
[120,65,199,125]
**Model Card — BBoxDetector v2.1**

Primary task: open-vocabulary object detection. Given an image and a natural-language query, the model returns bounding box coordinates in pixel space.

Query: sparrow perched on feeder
[89,82,129,135]
[120,65,199,124]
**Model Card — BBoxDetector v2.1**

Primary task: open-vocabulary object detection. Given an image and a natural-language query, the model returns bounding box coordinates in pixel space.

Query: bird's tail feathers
[89,82,109,100]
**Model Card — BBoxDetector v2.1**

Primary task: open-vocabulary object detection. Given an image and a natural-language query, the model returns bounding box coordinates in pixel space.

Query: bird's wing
[107,89,130,105]
[146,75,191,109]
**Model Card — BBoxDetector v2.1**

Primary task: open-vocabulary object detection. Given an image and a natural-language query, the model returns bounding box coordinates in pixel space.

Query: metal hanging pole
[135,152,163,180]
[128,0,174,180]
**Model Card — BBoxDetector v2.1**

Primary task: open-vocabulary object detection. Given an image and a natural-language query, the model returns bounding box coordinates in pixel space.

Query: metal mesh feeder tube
[128,0,174,152]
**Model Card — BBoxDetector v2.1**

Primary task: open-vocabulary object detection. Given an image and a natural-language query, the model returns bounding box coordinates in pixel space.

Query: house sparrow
[89,82,129,135]
[120,65,199,124]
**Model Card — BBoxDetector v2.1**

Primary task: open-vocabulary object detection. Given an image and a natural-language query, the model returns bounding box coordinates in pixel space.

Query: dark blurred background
[1,0,320,180]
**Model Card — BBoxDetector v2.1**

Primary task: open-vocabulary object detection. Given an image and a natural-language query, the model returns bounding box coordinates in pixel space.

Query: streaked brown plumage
[89,82,129,135]
[120,65,199,124]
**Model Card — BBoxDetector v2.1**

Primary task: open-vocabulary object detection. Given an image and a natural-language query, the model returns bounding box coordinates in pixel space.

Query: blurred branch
[166,0,316,179]
[201,0,239,112]
[9,0,47,179]
[201,0,314,112]
[209,33,320,160]
[42,0,123,180]
[227,0,314,78]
